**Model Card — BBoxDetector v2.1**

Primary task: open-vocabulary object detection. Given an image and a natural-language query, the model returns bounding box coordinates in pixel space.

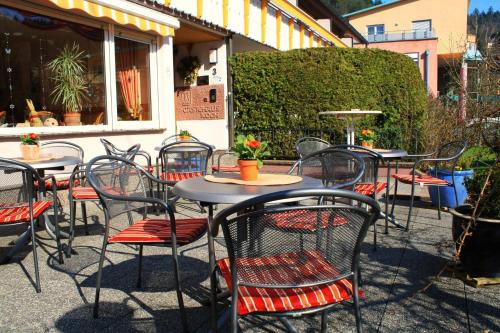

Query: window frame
[411,19,432,32]
[367,24,385,36]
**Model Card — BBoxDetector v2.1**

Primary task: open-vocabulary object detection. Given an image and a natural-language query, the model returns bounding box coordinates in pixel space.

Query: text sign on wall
[174,84,225,121]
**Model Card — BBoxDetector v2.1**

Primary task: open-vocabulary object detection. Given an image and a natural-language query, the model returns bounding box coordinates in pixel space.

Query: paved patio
[0,181,499,332]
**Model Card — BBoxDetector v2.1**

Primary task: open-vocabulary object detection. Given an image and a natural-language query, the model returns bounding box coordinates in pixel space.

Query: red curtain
[116,42,142,120]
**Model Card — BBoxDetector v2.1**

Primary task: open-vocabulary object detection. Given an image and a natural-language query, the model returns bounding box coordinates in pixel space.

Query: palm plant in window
[48,43,89,126]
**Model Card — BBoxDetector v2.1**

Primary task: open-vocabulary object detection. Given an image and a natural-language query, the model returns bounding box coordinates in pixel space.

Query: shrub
[230,48,428,157]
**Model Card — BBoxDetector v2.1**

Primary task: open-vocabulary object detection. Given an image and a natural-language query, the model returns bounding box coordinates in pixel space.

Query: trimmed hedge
[230,47,428,157]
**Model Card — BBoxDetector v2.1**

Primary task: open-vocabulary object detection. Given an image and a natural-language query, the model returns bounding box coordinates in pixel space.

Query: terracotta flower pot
[20,144,40,160]
[180,135,191,141]
[361,141,373,149]
[238,159,259,181]
[64,112,81,126]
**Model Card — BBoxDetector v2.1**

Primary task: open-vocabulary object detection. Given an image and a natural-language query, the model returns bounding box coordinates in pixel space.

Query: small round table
[13,155,82,176]
[319,109,382,145]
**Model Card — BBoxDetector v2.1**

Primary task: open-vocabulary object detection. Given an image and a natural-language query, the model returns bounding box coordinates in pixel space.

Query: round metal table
[14,155,82,171]
[173,175,324,204]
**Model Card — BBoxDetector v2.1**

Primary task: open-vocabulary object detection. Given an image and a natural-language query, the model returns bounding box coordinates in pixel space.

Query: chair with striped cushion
[39,141,84,190]
[211,149,239,174]
[391,140,467,230]
[0,158,63,292]
[211,188,380,333]
[66,144,141,256]
[333,145,386,249]
[86,156,208,332]
[295,136,331,159]
[157,141,212,208]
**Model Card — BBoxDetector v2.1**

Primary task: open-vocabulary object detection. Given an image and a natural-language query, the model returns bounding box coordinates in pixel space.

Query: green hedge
[230,47,428,157]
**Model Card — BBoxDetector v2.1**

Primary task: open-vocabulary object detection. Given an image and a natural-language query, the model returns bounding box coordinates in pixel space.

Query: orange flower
[248,140,261,149]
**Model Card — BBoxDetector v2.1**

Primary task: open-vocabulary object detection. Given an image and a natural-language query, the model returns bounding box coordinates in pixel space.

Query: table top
[154,144,216,152]
[354,148,408,160]
[174,175,324,204]
[14,155,81,170]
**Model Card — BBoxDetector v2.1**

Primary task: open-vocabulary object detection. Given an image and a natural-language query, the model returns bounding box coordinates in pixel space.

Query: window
[412,20,431,32]
[0,5,106,126]
[367,24,385,36]
[114,37,151,122]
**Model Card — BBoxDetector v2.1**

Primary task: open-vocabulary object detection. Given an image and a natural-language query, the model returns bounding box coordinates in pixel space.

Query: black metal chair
[0,158,63,292]
[66,144,141,256]
[86,156,208,333]
[212,188,380,333]
[157,141,212,208]
[39,141,84,191]
[100,138,153,174]
[295,137,331,158]
[391,140,468,230]
[211,149,239,174]
[161,134,200,146]
[332,145,386,249]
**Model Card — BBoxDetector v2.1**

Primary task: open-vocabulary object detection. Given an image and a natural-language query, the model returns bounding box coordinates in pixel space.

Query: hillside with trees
[320,0,382,15]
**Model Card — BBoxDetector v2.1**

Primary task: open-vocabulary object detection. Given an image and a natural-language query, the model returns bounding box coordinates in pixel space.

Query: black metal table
[174,175,325,332]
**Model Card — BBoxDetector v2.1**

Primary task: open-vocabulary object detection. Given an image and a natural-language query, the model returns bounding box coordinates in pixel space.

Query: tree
[320,0,382,15]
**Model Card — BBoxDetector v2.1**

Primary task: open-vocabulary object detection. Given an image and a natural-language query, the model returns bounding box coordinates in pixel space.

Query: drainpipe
[424,49,430,94]
[226,34,234,147]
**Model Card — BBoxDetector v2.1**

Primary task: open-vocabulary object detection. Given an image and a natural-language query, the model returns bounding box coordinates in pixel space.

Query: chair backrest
[295,137,331,158]
[99,139,141,160]
[161,134,200,146]
[0,158,39,210]
[332,145,383,194]
[289,148,365,189]
[86,156,173,225]
[212,149,238,172]
[433,141,467,171]
[41,141,84,161]
[159,141,213,176]
[212,188,380,289]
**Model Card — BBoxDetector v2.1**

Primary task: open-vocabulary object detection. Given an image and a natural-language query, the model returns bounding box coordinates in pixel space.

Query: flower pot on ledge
[20,144,40,160]
[361,141,373,149]
[238,159,259,181]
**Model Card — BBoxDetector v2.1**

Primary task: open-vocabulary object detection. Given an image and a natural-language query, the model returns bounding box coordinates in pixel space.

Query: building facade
[344,0,471,95]
[0,0,353,158]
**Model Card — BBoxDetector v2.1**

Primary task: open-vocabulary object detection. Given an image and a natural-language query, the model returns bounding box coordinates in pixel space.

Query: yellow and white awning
[46,0,178,36]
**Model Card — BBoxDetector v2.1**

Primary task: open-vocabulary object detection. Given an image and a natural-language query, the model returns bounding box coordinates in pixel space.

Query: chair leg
[30,222,41,293]
[67,200,77,257]
[353,280,363,333]
[320,310,328,333]
[93,243,108,319]
[372,221,377,251]
[52,205,64,265]
[81,202,89,235]
[437,186,442,220]
[136,245,143,288]
[171,246,188,333]
[406,183,416,231]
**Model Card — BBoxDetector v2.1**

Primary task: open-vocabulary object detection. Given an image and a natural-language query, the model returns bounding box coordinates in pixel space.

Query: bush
[465,163,500,219]
[457,146,496,170]
[230,48,428,157]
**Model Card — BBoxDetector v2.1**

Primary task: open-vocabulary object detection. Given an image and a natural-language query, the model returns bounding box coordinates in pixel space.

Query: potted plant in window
[47,43,88,126]
[179,129,191,141]
[231,134,270,181]
[176,56,201,86]
[359,129,376,148]
[20,133,40,160]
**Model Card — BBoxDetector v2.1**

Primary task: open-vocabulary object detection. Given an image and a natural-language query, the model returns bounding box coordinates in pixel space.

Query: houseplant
[179,129,191,141]
[176,56,201,86]
[47,43,88,126]
[231,134,270,181]
[359,129,376,148]
[20,133,40,160]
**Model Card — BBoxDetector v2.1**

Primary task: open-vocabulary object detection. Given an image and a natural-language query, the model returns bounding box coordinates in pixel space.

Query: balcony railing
[363,29,437,43]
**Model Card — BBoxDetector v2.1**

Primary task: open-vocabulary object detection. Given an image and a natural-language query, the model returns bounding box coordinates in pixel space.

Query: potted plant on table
[231,134,270,181]
[179,129,191,141]
[20,133,40,160]
[47,43,88,126]
[359,129,376,148]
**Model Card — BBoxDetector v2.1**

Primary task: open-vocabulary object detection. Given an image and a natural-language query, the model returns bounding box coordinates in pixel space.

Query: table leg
[204,203,219,333]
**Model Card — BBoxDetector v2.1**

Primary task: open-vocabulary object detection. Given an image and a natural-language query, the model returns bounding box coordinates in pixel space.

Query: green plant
[48,43,88,114]
[177,56,201,85]
[457,146,496,170]
[179,129,191,137]
[465,162,500,219]
[359,129,376,143]
[230,48,427,157]
[231,134,270,168]
[20,133,40,145]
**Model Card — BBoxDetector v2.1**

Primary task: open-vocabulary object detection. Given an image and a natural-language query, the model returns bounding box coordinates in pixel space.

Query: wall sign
[175,84,225,120]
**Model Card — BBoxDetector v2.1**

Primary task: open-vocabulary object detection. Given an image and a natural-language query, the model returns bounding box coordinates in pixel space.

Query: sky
[380,0,499,13]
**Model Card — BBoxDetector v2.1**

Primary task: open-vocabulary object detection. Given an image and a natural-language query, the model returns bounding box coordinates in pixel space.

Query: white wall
[232,34,276,53]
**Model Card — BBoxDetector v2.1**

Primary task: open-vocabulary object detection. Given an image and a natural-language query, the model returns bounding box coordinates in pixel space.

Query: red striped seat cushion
[268,210,348,231]
[212,165,240,172]
[35,179,80,191]
[161,172,203,182]
[0,201,51,224]
[218,250,361,315]
[72,187,99,200]
[354,182,387,196]
[392,174,449,186]
[108,218,207,245]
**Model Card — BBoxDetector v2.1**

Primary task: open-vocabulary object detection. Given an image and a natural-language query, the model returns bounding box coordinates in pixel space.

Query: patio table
[319,109,382,145]
[173,175,324,332]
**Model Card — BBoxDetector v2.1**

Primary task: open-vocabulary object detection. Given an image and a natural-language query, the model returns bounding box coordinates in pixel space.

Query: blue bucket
[427,169,474,208]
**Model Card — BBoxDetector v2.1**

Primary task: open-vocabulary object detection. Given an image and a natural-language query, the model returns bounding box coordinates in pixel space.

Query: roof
[343,0,402,18]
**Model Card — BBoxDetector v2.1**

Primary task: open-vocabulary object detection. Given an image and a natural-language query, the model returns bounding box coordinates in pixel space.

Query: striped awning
[46,0,176,36]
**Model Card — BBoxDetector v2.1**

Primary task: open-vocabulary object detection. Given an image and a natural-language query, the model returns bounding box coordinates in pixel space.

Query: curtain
[116,41,142,120]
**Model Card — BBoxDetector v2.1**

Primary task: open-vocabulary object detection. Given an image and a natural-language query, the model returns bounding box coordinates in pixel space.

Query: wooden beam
[197,0,203,19]
[276,10,282,50]
[309,31,313,48]
[223,0,228,28]
[261,0,267,43]
[164,0,171,6]
[299,23,304,48]
[244,0,250,36]
[288,18,294,50]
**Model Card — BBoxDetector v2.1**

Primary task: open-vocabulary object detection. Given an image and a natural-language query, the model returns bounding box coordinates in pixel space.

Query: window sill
[0,125,165,137]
